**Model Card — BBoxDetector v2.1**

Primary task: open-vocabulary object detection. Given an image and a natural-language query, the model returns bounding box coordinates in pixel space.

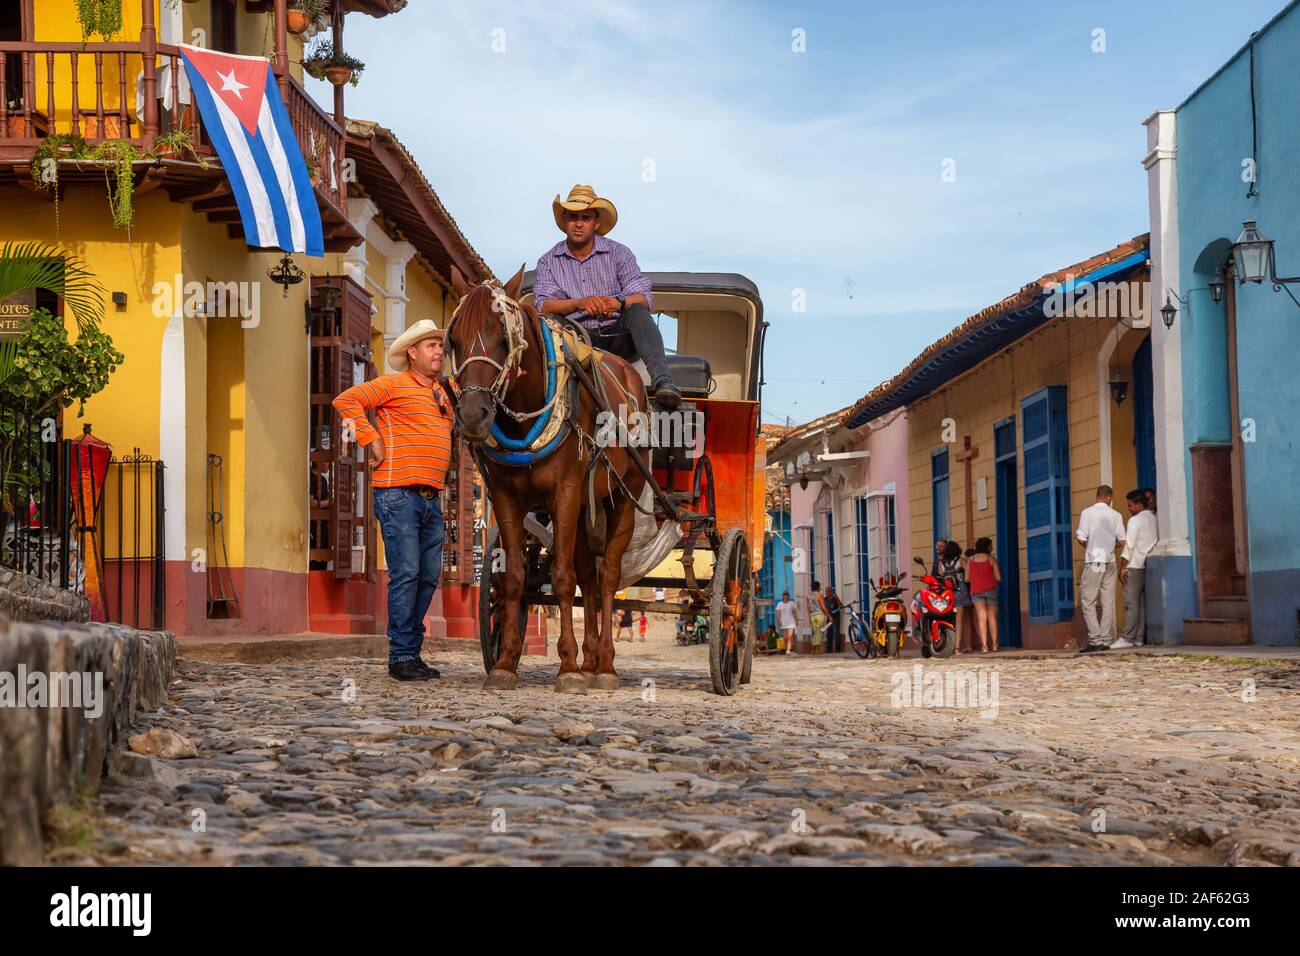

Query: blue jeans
[374,487,444,664]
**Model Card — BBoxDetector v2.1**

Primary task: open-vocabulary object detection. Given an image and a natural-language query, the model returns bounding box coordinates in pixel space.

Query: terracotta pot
[325,66,353,86]
[286,10,310,34]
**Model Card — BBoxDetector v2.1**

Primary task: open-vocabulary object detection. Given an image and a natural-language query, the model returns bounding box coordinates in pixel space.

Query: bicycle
[843,598,875,659]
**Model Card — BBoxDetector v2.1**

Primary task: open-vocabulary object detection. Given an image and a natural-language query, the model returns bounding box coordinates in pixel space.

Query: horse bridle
[446,282,550,423]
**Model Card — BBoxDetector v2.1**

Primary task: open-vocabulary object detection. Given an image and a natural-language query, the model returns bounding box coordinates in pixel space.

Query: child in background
[638,612,647,642]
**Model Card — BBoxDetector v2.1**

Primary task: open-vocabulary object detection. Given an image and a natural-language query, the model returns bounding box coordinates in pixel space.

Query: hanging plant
[303,39,365,87]
[91,139,138,231]
[30,133,91,239]
[74,0,125,42]
[287,0,329,36]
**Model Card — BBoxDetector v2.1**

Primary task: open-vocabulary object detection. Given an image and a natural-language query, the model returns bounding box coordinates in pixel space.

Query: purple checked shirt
[533,235,654,333]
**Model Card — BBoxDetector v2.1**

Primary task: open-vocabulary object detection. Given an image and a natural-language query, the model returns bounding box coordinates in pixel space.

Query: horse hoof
[483,669,519,691]
[589,673,620,691]
[554,672,588,695]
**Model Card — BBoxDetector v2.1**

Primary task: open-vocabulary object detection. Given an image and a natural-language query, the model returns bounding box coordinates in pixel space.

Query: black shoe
[413,656,441,678]
[653,380,681,411]
[388,659,434,681]
[1078,643,1109,654]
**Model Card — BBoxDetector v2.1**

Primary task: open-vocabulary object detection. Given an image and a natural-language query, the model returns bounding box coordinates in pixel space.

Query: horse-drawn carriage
[461,271,769,696]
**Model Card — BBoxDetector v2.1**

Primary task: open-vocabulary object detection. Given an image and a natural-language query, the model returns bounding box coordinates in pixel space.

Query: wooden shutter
[308,275,374,580]
[1022,386,1073,623]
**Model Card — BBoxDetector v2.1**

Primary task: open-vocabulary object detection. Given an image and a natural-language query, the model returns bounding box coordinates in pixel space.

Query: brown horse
[446,264,648,693]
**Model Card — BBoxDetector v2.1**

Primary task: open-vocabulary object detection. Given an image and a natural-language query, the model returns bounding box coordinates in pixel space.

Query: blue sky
[325,0,1288,426]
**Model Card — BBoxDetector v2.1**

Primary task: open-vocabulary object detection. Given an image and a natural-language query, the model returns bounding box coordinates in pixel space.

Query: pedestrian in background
[1117,489,1158,648]
[616,606,634,642]
[931,538,948,577]
[809,581,829,654]
[638,611,648,642]
[937,541,970,653]
[967,537,1001,652]
[1076,485,1126,653]
[775,590,797,655]
[824,584,843,653]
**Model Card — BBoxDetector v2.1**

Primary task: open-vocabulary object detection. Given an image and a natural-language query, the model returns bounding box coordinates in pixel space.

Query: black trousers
[586,303,672,388]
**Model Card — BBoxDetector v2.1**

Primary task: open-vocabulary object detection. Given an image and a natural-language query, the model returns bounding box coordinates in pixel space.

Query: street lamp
[1230,218,1300,309]
[1208,270,1225,304]
[1232,219,1272,284]
[1108,370,1129,406]
[1160,294,1178,330]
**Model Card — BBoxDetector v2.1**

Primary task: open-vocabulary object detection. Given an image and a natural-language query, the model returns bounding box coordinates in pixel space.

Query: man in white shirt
[1076,485,1126,652]
[1116,489,1159,648]
[774,591,797,656]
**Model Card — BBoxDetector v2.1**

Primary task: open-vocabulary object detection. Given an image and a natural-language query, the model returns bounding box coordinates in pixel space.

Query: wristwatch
[616,295,626,311]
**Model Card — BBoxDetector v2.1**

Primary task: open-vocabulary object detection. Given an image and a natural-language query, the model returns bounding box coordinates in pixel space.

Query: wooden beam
[355,135,483,281]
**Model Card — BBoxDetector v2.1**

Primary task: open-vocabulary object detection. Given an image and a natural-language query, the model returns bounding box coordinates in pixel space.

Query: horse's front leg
[592,487,638,691]
[574,523,601,678]
[551,482,587,694]
[483,495,525,690]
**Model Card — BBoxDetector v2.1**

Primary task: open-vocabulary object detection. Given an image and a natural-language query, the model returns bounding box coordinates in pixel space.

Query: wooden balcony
[0,36,357,251]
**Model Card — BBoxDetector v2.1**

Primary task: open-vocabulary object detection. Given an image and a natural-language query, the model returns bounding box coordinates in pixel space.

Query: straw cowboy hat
[387,319,445,371]
[552,184,618,236]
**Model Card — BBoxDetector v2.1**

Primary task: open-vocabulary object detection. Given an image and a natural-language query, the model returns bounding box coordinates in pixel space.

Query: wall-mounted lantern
[1231,219,1300,309]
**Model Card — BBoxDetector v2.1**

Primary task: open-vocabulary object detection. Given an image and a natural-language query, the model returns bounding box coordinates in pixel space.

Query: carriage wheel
[708,527,752,696]
[691,454,716,521]
[739,584,756,684]
[478,525,530,674]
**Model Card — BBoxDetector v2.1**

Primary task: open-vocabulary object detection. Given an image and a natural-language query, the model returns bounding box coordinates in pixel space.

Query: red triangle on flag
[179,44,268,136]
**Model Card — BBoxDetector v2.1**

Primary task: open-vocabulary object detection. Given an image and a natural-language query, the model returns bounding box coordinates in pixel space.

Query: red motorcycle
[910,556,956,658]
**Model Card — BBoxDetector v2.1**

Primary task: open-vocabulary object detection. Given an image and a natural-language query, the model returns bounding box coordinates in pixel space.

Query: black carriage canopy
[519,271,767,403]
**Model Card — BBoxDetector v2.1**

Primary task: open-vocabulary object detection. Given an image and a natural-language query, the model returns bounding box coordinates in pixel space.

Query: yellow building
[845,236,1154,649]
[0,1,494,637]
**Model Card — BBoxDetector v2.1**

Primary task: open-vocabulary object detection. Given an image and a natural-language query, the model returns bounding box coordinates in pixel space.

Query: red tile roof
[843,233,1150,428]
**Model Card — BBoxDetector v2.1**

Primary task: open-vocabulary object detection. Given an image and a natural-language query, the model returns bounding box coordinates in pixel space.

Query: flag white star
[216,67,249,100]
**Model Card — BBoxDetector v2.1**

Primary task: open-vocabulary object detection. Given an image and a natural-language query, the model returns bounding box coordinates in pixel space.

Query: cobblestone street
[75,634,1300,867]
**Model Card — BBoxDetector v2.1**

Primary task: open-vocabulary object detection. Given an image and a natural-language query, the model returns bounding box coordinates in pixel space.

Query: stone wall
[0,567,90,624]
[0,616,177,864]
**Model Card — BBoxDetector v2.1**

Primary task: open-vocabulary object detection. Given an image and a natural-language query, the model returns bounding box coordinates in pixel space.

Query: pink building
[769,408,911,647]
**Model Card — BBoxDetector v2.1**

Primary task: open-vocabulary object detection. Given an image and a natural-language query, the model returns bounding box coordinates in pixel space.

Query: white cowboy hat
[552,184,618,236]
[387,319,445,371]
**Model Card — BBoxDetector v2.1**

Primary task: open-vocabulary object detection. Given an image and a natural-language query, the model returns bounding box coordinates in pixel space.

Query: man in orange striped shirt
[333,320,454,682]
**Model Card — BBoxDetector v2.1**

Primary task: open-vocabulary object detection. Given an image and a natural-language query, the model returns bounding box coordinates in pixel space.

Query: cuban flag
[179,44,324,256]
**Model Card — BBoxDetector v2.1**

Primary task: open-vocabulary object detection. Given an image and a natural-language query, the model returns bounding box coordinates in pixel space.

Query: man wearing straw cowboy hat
[534,184,681,410]
[333,320,455,682]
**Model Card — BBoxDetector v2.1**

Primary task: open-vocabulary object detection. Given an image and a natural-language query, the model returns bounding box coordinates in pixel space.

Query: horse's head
[446,263,528,442]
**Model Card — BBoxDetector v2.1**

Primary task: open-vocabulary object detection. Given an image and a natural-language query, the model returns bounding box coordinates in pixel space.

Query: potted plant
[287,0,328,36]
[152,128,208,168]
[303,40,365,87]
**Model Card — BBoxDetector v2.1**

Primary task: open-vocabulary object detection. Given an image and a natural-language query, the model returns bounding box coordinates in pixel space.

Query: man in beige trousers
[1075,485,1126,653]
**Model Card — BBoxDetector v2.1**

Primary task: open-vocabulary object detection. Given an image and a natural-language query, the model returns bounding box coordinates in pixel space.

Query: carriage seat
[664,354,712,398]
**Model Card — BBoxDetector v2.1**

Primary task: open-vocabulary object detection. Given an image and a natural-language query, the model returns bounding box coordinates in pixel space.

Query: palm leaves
[0,242,106,385]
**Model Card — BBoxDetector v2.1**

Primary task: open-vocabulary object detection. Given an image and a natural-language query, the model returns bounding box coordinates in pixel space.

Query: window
[931,448,951,542]
[1022,386,1073,622]
[853,496,870,600]
[857,492,898,590]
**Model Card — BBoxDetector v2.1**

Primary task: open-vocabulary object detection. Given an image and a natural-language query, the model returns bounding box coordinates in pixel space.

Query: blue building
[1145,1,1300,646]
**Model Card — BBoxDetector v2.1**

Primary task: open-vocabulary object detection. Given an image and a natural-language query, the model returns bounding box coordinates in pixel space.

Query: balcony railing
[0,40,346,216]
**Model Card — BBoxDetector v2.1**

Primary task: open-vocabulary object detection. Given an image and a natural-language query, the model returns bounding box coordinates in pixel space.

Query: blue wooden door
[1022,387,1074,624]
[1132,335,1157,490]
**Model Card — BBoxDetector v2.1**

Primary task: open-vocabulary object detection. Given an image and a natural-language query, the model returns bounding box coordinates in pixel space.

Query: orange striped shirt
[332,371,454,489]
